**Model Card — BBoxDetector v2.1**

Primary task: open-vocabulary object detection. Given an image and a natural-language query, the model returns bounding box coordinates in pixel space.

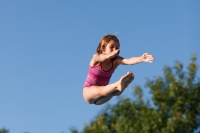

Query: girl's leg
[93,74,134,105]
[94,95,113,105]
[113,74,134,96]
[83,72,131,104]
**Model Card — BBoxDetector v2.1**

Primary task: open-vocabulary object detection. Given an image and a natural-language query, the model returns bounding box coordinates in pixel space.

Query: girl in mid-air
[83,34,155,105]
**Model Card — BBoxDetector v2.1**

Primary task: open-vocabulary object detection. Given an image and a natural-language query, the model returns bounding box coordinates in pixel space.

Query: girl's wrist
[140,56,144,62]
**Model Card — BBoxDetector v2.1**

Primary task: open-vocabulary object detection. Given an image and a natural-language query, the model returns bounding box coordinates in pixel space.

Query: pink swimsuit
[84,62,115,87]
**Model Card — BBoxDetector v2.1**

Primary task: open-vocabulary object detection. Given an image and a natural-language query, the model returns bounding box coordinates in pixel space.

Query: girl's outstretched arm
[116,53,155,65]
[93,49,120,62]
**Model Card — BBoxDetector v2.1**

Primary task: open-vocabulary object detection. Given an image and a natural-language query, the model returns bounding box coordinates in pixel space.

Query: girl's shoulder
[112,56,124,68]
[89,53,100,67]
[113,55,123,63]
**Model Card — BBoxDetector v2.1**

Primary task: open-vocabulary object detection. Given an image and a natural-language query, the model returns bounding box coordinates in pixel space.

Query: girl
[83,34,154,105]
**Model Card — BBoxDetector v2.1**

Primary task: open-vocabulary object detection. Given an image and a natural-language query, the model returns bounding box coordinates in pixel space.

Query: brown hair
[96,34,120,54]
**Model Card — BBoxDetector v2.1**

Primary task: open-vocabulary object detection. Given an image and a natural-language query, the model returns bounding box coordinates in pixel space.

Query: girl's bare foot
[117,71,131,91]
[124,74,134,88]
[112,74,134,96]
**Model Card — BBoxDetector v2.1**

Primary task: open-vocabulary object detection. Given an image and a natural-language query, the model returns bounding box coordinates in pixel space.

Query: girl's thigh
[94,95,113,105]
[83,86,104,104]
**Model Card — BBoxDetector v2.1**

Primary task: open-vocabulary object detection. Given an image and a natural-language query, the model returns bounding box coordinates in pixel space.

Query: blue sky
[0,1,199,133]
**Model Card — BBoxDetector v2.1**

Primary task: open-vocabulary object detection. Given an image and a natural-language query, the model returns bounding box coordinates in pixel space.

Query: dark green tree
[0,128,9,133]
[72,54,200,133]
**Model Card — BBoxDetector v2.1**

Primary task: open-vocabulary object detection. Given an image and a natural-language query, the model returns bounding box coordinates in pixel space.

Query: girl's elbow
[93,54,104,62]
[124,59,132,65]
[93,54,100,62]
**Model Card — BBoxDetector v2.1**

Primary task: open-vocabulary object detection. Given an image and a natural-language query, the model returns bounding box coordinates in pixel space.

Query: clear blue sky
[0,1,199,133]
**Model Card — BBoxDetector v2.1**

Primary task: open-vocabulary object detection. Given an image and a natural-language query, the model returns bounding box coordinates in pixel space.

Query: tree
[72,54,200,133]
[0,128,9,133]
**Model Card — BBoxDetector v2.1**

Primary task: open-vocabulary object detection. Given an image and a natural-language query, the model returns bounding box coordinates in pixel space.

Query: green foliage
[0,128,9,133]
[72,54,200,133]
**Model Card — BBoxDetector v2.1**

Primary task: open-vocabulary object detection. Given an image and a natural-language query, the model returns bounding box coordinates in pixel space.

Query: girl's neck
[104,59,112,64]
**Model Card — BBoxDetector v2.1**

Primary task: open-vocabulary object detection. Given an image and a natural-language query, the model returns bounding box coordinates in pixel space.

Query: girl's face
[103,40,119,54]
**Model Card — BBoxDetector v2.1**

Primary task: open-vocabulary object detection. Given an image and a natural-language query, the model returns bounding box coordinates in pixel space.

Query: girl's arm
[116,53,155,65]
[92,49,120,62]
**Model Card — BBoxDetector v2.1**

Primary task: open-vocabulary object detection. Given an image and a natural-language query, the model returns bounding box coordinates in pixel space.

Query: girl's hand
[142,53,155,63]
[110,49,120,58]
